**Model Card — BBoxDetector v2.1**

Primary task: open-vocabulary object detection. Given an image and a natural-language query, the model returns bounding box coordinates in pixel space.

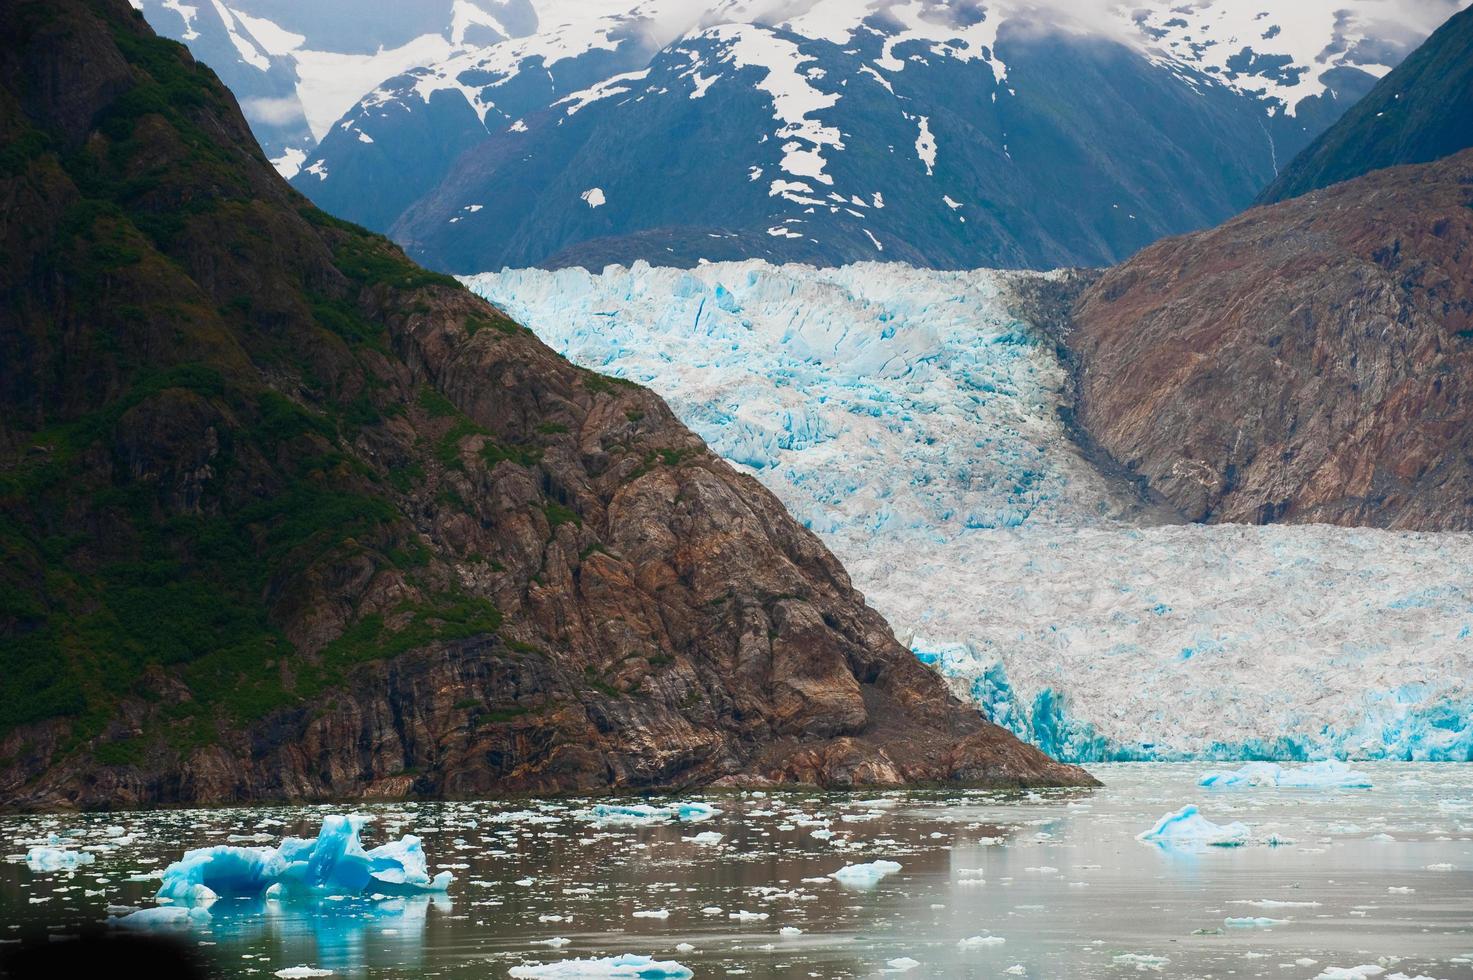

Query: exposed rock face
[1067,150,1473,530]
[0,0,1092,809]
[1258,5,1473,205]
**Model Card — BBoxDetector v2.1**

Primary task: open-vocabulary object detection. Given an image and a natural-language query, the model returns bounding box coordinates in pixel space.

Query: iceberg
[829,859,902,887]
[958,935,1006,947]
[1137,805,1250,847]
[589,802,718,825]
[25,846,96,872]
[1199,761,1372,789]
[156,814,452,902]
[112,905,213,928]
[508,954,694,978]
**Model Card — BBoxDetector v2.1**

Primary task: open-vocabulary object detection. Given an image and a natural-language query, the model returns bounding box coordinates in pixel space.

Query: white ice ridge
[465,261,1473,763]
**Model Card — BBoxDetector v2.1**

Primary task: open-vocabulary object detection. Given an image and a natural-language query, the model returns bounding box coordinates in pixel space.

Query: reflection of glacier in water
[468,262,1473,761]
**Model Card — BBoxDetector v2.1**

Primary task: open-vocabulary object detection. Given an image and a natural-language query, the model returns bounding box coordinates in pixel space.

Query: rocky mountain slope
[0,0,1091,809]
[1067,150,1473,530]
[137,0,1466,271]
[1259,3,1473,203]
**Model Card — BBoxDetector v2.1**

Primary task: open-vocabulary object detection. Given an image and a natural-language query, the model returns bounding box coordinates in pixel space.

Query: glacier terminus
[468,261,1473,764]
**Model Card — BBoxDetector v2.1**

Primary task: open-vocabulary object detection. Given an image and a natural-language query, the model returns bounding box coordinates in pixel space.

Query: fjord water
[3,764,1470,979]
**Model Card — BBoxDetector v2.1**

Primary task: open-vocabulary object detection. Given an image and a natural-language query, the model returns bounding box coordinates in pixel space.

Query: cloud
[241,95,307,126]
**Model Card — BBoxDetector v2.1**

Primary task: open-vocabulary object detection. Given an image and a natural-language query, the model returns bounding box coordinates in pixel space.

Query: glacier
[465,261,1473,763]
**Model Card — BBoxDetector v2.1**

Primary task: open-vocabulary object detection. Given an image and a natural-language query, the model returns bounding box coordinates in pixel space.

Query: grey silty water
[2,763,1470,978]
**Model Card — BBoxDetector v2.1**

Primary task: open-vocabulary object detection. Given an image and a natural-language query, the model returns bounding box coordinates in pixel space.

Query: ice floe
[25,846,96,872]
[829,859,902,887]
[588,803,718,825]
[155,814,452,903]
[1137,805,1250,847]
[1199,761,1373,789]
[509,954,694,978]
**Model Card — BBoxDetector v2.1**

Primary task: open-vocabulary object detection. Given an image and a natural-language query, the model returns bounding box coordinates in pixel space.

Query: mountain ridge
[0,0,1091,809]
[133,0,1468,272]
[1258,3,1473,203]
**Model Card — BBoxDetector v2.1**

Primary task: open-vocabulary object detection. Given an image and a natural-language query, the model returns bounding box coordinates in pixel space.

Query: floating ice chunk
[589,803,718,825]
[1224,916,1284,927]
[886,958,920,972]
[674,943,695,953]
[1005,966,1026,976]
[1113,953,1170,971]
[729,910,768,921]
[1229,899,1321,908]
[633,909,671,918]
[536,938,573,948]
[958,935,1005,947]
[156,815,452,902]
[112,905,212,928]
[1314,967,1386,980]
[1137,806,1250,847]
[25,846,96,872]
[829,860,902,887]
[275,969,334,979]
[509,954,693,978]
[684,832,723,845]
[1199,761,1372,789]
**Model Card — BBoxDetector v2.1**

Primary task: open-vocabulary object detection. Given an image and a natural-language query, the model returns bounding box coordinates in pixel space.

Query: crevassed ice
[465,261,1473,763]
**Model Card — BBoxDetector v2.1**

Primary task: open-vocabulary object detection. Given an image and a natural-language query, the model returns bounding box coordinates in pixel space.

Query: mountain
[135,0,1465,272]
[1066,149,1473,530]
[1259,3,1473,203]
[125,0,539,173]
[0,0,1091,808]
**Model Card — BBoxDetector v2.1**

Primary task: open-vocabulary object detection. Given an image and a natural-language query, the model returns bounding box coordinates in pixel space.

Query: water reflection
[200,893,452,974]
[0,766,1469,979]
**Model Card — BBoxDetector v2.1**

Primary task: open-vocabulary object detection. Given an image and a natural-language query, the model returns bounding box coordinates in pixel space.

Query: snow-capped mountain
[262,0,1461,271]
[467,261,1473,762]
[129,0,556,174]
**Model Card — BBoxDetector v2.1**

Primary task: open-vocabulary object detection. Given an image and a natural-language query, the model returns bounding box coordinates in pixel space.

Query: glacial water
[3,764,1470,979]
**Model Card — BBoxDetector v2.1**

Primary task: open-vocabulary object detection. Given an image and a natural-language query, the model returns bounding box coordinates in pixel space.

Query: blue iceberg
[588,802,718,824]
[1199,760,1372,789]
[156,814,452,902]
[1137,805,1250,847]
[25,845,95,872]
[113,905,213,928]
[509,954,694,978]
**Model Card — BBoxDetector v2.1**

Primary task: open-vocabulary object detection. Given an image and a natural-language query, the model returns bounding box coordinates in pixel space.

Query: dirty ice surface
[2,764,1471,979]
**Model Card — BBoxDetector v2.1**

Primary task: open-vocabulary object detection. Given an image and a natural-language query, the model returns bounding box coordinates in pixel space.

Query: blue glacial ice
[25,845,96,872]
[509,954,694,978]
[113,905,213,928]
[467,261,1473,763]
[1137,805,1251,847]
[155,814,452,903]
[588,802,719,825]
[1199,761,1373,789]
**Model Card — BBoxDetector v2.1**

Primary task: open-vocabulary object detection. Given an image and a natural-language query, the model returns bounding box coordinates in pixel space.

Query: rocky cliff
[1067,150,1473,530]
[0,0,1092,809]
